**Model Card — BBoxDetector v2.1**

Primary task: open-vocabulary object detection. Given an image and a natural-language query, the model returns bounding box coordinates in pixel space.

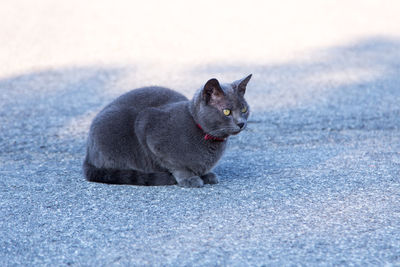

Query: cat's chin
[230,130,241,136]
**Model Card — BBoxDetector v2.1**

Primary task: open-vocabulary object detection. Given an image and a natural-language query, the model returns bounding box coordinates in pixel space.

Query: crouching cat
[83,75,252,187]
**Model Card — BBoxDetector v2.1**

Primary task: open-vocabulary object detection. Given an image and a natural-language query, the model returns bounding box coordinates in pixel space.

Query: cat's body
[84,75,251,187]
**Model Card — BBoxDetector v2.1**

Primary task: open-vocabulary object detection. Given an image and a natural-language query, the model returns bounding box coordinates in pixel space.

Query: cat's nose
[237,122,245,129]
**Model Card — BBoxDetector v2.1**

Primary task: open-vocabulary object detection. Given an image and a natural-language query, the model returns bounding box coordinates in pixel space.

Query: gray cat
[83,75,252,187]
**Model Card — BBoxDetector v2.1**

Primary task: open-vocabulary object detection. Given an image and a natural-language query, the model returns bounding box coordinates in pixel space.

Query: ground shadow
[1,37,399,188]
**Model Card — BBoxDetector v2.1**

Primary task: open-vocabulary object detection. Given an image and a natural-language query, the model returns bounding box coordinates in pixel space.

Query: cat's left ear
[233,74,252,96]
[202,78,225,104]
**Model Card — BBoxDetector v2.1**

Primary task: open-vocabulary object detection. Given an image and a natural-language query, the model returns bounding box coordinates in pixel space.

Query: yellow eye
[223,109,231,116]
[241,106,247,113]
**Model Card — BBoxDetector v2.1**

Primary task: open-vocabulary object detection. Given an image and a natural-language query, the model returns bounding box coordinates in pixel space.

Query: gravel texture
[1,1,400,266]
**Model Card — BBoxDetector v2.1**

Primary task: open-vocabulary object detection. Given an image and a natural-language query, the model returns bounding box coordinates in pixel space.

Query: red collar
[196,124,226,142]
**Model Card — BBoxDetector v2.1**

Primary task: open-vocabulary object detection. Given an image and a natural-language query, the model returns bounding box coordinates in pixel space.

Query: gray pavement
[1,37,400,265]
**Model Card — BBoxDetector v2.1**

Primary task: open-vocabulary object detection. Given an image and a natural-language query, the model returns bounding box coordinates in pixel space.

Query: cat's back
[110,86,187,110]
[91,86,187,132]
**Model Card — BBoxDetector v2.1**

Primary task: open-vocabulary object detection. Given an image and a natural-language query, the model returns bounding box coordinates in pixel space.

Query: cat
[83,74,252,187]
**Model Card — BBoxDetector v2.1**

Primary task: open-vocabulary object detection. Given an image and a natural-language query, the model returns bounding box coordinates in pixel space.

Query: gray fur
[83,75,252,187]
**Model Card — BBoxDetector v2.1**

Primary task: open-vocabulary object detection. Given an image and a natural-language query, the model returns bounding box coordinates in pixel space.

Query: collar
[196,124,226,142]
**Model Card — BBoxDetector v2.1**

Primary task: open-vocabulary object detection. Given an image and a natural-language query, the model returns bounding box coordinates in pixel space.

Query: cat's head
[192,74,252,139]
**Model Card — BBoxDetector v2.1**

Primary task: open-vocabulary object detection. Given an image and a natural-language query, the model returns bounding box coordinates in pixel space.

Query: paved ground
[1,1,400,266]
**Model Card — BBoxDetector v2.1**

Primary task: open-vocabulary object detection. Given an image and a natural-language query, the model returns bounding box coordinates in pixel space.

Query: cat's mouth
[210,127,243,138]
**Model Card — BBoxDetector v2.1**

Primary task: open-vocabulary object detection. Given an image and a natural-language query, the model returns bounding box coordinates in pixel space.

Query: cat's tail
[83,158,176,186]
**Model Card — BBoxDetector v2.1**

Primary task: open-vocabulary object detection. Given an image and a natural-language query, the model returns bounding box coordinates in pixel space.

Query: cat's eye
[241,106,247,113]
[223,109,231,116]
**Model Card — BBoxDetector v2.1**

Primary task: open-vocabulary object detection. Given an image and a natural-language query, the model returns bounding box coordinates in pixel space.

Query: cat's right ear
[202,78,224,104]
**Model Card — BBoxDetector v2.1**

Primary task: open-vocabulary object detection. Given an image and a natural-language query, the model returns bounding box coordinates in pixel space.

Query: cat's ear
[202,78,225,104]
[234,74,252,96]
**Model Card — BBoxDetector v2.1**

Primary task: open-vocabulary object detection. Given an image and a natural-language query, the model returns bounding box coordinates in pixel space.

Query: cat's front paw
[201,172,219,184]
[177,176,204,188]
